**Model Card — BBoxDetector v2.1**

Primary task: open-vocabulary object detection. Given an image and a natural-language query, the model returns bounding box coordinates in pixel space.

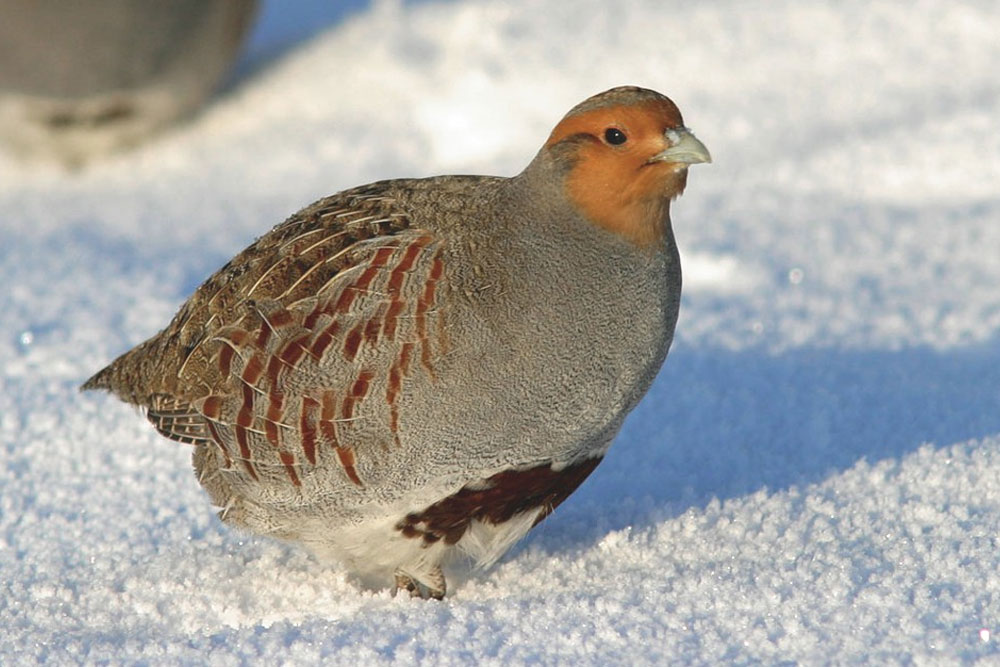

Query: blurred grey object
[0,0,258,164]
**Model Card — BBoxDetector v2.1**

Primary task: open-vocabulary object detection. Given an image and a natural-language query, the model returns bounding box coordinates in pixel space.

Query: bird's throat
[566,164,683,249]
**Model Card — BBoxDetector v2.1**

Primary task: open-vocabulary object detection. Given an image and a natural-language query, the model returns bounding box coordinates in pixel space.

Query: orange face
[546,98,708,248]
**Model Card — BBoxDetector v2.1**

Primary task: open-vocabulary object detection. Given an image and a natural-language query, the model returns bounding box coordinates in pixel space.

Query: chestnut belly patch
[396,456,603,546]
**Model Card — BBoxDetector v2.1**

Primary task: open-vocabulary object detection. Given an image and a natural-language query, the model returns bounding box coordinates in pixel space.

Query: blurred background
[0,0,385,164]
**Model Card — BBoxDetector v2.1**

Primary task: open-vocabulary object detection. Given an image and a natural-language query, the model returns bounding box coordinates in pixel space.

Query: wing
[91,181,451,490]
[174,228,448,490]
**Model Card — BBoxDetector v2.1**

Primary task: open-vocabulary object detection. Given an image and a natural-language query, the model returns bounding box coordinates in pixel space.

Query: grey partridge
[83,86,711,599]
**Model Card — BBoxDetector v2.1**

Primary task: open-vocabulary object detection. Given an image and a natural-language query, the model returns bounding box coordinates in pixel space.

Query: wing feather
[99,184,450,494]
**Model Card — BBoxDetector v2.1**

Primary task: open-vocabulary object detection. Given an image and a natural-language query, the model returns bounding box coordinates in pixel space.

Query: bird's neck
[518,148,683,251]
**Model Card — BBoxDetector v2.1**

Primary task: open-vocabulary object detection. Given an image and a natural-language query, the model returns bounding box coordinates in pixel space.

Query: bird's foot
[392,567,446,600]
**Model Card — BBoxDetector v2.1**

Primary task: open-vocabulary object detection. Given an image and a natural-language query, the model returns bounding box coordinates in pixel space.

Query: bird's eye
[603,128,627,145]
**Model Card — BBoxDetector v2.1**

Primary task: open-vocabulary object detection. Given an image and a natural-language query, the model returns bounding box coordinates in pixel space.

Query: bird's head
[542,86,711,248]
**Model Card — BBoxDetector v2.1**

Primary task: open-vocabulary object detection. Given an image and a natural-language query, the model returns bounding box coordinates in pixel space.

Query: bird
[82,86,710,599]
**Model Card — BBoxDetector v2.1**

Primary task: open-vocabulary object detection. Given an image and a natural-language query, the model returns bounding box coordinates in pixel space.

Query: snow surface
[3,0,1000,663]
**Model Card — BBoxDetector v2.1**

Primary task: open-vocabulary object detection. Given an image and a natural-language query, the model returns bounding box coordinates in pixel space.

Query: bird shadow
[47,217,1000,568]
[527,337,1000,554]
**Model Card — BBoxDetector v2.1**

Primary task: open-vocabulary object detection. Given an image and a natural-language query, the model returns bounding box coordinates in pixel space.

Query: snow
[2,0,999,663]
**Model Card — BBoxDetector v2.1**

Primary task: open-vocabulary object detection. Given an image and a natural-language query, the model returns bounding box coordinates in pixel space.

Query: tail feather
[146,394,212,445]
[80,333,176,405]
[80,363,117,392]
[83,342,212,446]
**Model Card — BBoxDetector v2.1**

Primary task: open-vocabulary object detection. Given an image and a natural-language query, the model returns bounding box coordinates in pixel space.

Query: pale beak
[651,128,712,165]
